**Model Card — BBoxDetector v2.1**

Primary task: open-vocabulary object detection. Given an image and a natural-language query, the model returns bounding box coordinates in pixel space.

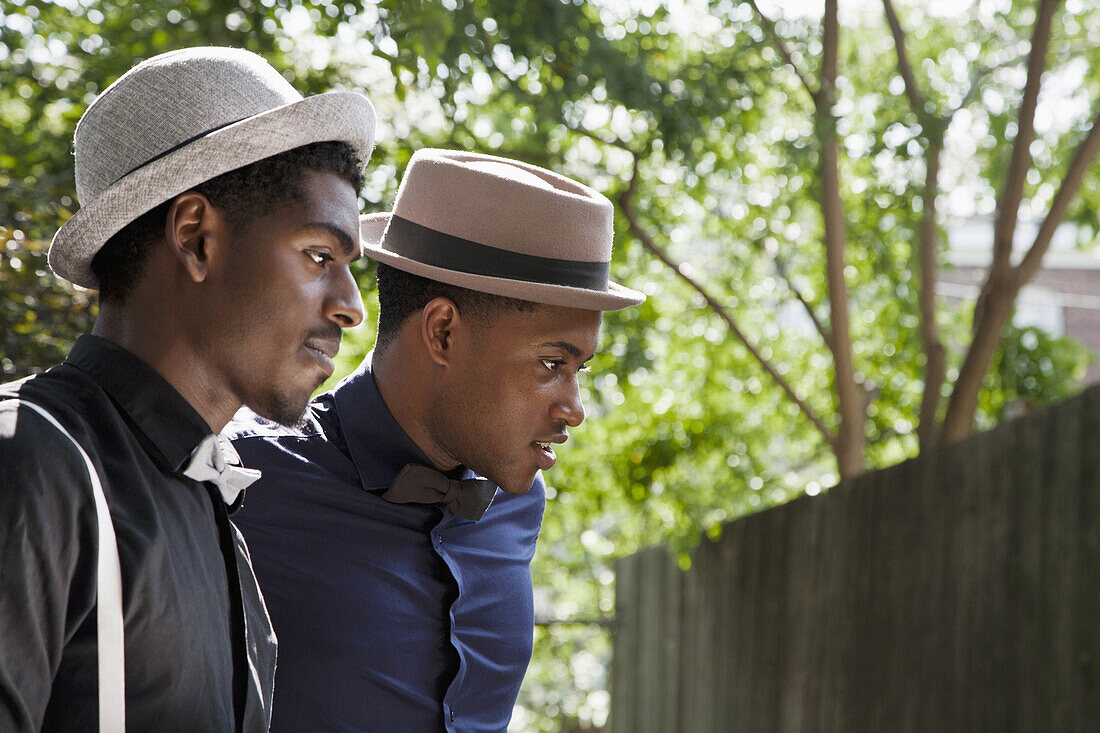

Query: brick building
[941,217,1100,383]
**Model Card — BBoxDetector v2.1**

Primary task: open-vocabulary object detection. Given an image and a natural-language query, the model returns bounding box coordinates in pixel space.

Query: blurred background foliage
[3,1,1099,730]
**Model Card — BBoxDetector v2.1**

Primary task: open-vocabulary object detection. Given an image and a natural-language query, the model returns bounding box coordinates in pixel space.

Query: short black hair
[91,140,364,303]
[375,262,535,350]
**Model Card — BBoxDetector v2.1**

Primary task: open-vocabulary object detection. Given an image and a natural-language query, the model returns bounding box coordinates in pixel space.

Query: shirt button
[450,709,455,723]
[436,534,444,545]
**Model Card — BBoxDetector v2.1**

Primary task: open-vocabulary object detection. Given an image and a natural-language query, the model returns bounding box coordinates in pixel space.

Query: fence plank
[679,532,715,732]
[1047,392,1082,730]
[610,551,636,733]
[1076,387,1100,731]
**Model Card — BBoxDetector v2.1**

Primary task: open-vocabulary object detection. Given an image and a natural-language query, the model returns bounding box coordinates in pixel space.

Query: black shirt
[0,335,275,731]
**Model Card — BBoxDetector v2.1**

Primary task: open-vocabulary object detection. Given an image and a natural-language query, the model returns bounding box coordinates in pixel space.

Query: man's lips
[533,433,568,449]
[532,434,568,471]
[304,337,340,360]
[303,337,340,374]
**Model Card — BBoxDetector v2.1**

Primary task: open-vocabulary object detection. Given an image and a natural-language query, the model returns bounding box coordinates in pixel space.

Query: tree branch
[941,0,1061,443]
[744,233,832,349]
[821,0,839,99]
[880,0,949,447]
[882,0,928,115]
[770,250,833,351]
[988,0,1058,272]
[950,50,1029,117]
[569,125,637,154]
[1015,104,1100,283]
[952,41,1094,118]
[763,245,886,405]
[618,153,837,447]
[746,0,819,103]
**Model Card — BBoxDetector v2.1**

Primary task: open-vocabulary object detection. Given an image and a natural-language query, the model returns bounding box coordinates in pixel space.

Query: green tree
[362,0,1100,483]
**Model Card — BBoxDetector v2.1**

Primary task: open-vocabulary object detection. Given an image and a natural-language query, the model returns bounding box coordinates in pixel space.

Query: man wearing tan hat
[230,148,644,731]
[0,47,375,731]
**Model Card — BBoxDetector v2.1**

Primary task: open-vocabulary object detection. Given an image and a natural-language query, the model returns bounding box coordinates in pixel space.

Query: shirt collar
[65,334,213,473]
[331,352,474,491]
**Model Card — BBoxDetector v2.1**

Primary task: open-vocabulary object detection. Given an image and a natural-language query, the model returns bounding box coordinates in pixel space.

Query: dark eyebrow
[539,340,585,359]
[303,222,360,260]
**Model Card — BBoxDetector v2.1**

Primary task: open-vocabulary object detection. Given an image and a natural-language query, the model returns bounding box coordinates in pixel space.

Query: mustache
[304,324,343,344]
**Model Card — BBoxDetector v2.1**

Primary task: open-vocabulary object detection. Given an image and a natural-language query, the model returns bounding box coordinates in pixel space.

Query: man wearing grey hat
[229,148,645,731]
[0,47,375,731]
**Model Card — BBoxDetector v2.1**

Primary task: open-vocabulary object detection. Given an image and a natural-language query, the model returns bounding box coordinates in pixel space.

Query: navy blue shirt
[229,357,546,732]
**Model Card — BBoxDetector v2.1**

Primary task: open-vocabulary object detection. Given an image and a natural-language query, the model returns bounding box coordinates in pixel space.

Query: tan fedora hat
[50,46,377,289]
[360,149,645,311]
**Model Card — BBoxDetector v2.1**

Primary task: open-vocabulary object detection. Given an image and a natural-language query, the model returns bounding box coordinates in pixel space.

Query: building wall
[941,265,1100,383]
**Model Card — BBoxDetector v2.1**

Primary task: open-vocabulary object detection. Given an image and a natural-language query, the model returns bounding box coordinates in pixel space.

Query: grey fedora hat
[50,46,377,289]
[360,149,645,311]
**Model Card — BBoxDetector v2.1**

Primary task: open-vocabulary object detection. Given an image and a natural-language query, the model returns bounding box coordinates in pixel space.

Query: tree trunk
[938,0,1059,444]
[939,271,1020,442]
[917,137,946,449]
[819,0,864,478]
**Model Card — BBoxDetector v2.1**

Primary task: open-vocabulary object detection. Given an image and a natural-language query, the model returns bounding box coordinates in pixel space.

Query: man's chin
[248,392,312,429]
[494,471,538,495]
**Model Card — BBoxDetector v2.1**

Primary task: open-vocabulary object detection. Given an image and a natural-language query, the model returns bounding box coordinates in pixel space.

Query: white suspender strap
[18,400,125,732]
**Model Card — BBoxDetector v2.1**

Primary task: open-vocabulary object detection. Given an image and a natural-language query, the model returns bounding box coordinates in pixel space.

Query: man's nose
[325,264,365,328]
[550,378,586,428]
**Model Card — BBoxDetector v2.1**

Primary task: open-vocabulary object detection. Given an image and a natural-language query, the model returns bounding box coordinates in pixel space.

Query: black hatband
[385,215,610,291]
[113,116,250,185]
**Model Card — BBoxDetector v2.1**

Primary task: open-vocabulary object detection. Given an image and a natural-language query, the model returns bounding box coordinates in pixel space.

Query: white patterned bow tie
[182,433,261,506]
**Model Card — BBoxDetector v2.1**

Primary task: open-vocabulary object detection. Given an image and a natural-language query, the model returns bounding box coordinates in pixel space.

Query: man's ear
[420,297,461,367]
[164,191,223,283]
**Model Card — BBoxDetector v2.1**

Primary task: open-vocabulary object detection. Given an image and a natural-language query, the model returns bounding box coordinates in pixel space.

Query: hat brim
[360,213,645,311]
[50,91,376,289]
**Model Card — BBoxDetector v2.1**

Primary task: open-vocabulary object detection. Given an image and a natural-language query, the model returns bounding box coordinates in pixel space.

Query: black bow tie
[382,464,498,521]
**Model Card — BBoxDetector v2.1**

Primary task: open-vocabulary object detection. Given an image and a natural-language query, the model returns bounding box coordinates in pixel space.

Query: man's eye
[306,250,333,267]
[541,359,563,372]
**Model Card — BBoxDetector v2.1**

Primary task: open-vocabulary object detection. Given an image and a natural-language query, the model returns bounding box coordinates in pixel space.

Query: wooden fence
[611,385,1100,732]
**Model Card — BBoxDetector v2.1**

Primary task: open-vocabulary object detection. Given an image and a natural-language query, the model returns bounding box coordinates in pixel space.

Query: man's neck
[92,305,234,433]
[371,345,459,472]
